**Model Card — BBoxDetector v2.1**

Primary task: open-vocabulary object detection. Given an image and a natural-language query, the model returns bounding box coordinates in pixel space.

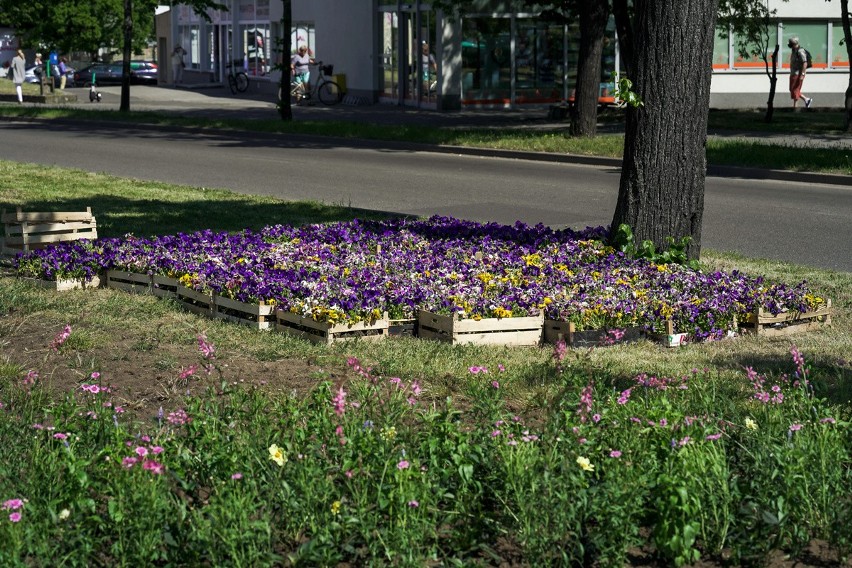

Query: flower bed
[10,216,829,344]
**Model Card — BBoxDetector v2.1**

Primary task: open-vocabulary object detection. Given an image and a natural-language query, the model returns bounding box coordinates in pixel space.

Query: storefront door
[378,4,437,108]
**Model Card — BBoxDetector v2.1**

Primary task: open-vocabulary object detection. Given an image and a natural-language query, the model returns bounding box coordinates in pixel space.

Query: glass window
[177,24,200,69]
[461,17,511,104]
[515,19,564,104]
[731,26,778,68]
[713,26,730,69]
[832,22,849,67]
[782,22,827,68]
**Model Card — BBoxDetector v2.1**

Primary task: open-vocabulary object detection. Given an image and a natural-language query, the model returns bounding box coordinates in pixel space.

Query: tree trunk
[611,0,634,78]
[764,44,779,123]
[611,0,719,260]
[119,0,132,112]
[571,0,609,136]
[279,0,293,121]
[842,0,852,131]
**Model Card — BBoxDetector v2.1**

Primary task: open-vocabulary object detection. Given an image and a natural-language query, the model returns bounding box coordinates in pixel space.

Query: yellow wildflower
[745,418,758,431]
[576,456,594,472]
[268,444,287,466]
[330,500,341,516]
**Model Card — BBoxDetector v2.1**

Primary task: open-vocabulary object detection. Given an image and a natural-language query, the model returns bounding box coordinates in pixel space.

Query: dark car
[74,62,159,87]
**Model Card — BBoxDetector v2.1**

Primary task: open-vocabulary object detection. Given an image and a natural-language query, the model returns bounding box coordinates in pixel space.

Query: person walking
[788,36,812,110]
[58,56,70,89]
[171,45,186,85]
[11,49,26,104]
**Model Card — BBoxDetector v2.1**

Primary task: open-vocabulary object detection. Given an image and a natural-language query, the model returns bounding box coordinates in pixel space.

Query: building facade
[160,0,849,110]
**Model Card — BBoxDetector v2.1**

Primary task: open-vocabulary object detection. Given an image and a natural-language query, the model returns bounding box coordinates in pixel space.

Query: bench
[1,207,98,257]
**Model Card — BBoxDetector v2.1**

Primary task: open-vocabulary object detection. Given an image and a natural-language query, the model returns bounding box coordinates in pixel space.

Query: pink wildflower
[53,433,68,440]
[51,324,72,351]
[332,387,347,416]
[706,433,723,441]
[2,499,24,511]
[135,446,148,457]
[122,457,138,469]
[197,334,216,360]
[142,460,164,475]
[397,460,410,470]
[408,500,419,508]
[231,472,243,480]
[9,512,21,522]
[491,380,500,389]
[179,365,198,380]
[789,423,803,432]
[609,450,622,458]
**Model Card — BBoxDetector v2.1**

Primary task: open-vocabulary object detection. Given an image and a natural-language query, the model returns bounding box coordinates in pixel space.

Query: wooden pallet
[276,310,389,345]
[106,269,152,294]
[418,311,543,346]
[213,295,275,330]
[739,299,832,337]
[152,275,179,299]
[19,274,102,292]
[176,285,214,317]
[2,207,98,256]
[543,320,646,347]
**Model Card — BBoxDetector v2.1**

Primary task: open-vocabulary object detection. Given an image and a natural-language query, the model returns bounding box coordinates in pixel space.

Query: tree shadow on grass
[4,195,410,239]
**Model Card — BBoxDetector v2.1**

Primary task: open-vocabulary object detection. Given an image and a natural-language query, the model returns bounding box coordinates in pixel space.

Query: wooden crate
[152,275,179,299]
[543,320,646,347]
[418,311,543,346]
[176,285,214,317]
[2,207,98,256]
[389,318,418,337]
[106,269,152,294]
[739,300,832,337]
[213,294,275,330]
[20,274,102,292]
[276,309,389,345]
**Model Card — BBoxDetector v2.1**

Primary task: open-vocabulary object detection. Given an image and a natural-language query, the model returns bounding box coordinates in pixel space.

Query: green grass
[0,162,850,566]
[1,102,850,174]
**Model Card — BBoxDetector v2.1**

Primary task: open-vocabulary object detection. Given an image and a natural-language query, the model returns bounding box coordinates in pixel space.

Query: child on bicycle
[290,45,315,101]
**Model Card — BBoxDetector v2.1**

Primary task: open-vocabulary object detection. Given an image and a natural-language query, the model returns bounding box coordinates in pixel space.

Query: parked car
[24,64,77,87]
[129,60,158,84]
[74,62,158,86]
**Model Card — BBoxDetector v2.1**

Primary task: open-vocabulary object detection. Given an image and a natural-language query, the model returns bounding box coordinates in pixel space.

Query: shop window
[831,22,849,67]
[731,26,778,69]
[782,22,827,68]
[177,25,200,69]
[713,27,730,69]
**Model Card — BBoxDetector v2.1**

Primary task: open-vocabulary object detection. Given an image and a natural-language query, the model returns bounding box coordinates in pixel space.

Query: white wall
[768,0,840,19]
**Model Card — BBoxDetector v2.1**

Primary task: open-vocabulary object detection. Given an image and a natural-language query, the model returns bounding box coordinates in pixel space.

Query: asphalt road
[1,118,850,272]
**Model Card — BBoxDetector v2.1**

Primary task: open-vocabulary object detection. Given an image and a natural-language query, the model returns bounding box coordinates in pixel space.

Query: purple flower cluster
[13,216,824,340]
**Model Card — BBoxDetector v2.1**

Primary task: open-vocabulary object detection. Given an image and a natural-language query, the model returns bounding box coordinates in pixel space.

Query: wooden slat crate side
[4,229,98,247]
[4,220,98,237]
[152,275,179,299]
[741,299,832,336]
[744,301,832,326]
[19,274,102,291]
[106,270,152,294]
[176,285,214,316]
[1,207,94,224]
[418,311,543,346]
[215,310,274,330]
[214,295,276,317]
[543,320,574,345]
[275,310,389,345]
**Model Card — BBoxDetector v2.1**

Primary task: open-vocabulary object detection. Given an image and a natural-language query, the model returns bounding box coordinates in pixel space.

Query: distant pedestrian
[172,45,186,85]
[788,36,812,110]
[11,49,26,103]
[58,56,69,89]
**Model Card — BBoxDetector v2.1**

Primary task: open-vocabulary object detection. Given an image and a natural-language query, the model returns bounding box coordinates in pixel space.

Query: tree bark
[120,0,132,112]
[571,0,610,136]
[279,0,293,121]
[611,0,719,260]
[764,44,778,123]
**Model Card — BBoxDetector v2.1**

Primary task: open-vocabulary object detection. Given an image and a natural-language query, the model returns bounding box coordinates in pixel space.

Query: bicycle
[227,65,249,94]
[280,61,341,106]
